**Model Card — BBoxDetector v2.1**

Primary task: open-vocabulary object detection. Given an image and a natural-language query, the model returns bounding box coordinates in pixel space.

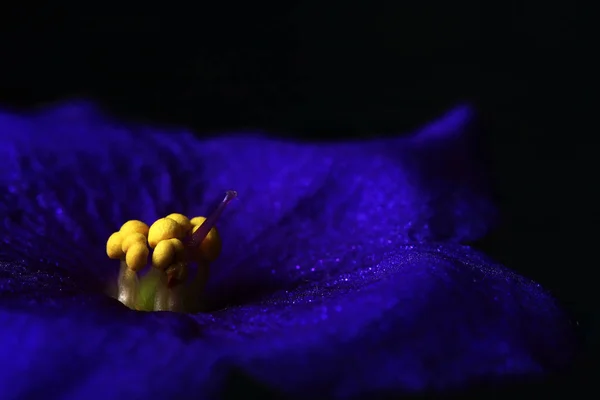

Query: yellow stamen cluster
[106,213,223,311]
[148,218,184,248]
[190,216,221,262]
[165,213,192,233]
[152,238,185,270]
[106,220,150,271]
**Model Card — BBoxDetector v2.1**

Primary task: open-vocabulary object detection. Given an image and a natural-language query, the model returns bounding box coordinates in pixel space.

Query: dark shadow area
[207,362,586,399]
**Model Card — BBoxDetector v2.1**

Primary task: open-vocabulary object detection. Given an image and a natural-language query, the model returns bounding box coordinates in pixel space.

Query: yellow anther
[120,220,149,237]
[106,232,125,259]
[190,216,207,227]
[166,213,192,233]
[148,218,184,248]
[126,242,149,272]
[190,216,222,262]
[121,232,147,253]
[168,238,186,260]
[152,238,185,270]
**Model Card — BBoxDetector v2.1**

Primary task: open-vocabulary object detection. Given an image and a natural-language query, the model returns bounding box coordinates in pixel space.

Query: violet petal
[0,102,574,398]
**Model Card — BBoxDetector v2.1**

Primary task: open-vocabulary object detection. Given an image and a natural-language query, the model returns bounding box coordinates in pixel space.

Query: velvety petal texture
[0,102,574,398]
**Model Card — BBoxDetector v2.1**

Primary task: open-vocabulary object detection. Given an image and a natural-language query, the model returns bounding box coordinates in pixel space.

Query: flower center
[106,191,237,312]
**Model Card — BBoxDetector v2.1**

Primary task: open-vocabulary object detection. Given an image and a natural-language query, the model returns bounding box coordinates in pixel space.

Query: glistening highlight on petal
[0,102,574,398]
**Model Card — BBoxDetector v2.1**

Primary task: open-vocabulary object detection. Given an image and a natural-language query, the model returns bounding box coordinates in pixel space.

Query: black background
[0,2,592,395]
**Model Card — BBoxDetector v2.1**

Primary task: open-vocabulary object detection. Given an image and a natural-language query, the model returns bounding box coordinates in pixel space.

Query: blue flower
[0,102,574,398]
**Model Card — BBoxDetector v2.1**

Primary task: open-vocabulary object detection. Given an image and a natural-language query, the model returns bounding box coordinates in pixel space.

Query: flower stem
[136,268,162,311]
[167,285,185,312]
[154,271,169,311]
[117,260,139,309]
[184,261,210,312]
[154,264,187,312]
